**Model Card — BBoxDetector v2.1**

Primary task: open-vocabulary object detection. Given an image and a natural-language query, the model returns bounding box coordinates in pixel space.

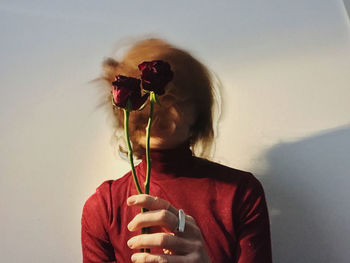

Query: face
[137,100,196,149]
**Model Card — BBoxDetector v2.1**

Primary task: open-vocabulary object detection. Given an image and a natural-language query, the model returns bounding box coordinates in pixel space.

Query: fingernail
[127,196,136,205]
[127,238,134,248]
[127,222,134,231]
[131,254,137,261]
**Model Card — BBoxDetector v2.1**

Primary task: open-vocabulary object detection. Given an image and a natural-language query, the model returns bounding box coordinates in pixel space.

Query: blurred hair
[98,37,221,160]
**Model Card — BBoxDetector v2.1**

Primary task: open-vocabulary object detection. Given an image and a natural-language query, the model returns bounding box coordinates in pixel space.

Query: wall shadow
[257,125,350,263]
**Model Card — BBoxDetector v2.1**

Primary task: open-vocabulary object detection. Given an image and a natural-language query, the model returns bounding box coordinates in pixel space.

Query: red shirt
[81,142,272,262]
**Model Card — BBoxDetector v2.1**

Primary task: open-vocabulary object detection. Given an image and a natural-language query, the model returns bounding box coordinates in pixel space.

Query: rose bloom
[138,60,173,95]
[112,75,149,110]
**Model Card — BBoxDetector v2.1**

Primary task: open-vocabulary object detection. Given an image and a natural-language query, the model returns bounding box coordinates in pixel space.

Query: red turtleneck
[81,142,272,262]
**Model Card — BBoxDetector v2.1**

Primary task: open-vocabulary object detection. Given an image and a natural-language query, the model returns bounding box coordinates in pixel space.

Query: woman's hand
[127,194,211,263]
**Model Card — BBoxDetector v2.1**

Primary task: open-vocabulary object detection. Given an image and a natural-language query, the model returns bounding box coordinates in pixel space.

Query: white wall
[1,1,349,262]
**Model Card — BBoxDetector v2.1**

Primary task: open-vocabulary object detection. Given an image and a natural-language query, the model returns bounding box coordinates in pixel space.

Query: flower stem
[124,109,143,195]
[144,92,155,195]
[125,108,146,253]
[140,91,156,253]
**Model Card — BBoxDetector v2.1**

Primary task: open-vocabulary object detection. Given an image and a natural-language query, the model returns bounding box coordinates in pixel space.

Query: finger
[182,215,203,239]
[131,253,188,263]
[128,196,202,238]
[186,214,196,224]
[128,209,178,233]
[128,210,201,238]
[127,194,178,215]
[127,233,195,254]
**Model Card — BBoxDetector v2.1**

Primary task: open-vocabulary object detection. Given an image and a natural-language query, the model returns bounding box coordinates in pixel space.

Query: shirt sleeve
[81,181,116,263]
[235,174,272,263]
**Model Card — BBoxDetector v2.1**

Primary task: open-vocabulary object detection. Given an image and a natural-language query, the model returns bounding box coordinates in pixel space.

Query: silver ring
[177,209,186,232]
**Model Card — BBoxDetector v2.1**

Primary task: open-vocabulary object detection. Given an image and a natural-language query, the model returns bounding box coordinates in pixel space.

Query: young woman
[81,38,272,262]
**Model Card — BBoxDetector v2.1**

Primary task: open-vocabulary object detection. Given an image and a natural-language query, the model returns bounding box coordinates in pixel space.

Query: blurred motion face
[104,38,214,157]
[137,99,196,149]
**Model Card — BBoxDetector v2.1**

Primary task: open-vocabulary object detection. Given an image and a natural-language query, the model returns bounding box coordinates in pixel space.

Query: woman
[81,38,272,262]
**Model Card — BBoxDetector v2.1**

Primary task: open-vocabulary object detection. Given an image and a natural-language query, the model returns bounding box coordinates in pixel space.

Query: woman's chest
[108,180,239,262]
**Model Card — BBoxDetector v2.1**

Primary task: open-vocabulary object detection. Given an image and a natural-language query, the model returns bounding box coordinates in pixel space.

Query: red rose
[138,60,173,95]
[112,75,149,110]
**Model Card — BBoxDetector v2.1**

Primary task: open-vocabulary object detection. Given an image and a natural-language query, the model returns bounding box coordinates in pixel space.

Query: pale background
[1,1,349,262]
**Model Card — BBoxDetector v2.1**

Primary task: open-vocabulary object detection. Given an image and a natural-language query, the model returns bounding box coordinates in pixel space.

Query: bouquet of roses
[111,60,173,252]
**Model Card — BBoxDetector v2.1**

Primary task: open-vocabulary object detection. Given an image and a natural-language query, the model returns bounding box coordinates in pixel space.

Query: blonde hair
[99,37,221,160]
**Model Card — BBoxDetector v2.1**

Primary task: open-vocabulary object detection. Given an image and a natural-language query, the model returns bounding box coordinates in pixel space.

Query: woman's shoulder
[85,171,129,196]
[194,156,254,178]
[193,156,265,192]
[82,171,133,215]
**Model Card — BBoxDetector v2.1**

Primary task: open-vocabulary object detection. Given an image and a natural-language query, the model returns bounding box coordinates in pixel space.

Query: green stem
[144,92,155,195]
[140,92,155,254]
[124,109,143,195]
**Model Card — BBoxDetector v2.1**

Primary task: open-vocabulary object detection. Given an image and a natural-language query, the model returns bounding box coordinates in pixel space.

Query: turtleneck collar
[139,140,194,178]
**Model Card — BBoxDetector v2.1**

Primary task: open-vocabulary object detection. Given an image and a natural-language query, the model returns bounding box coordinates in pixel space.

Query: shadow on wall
[343,0,350,19]
[258,125,350,263]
